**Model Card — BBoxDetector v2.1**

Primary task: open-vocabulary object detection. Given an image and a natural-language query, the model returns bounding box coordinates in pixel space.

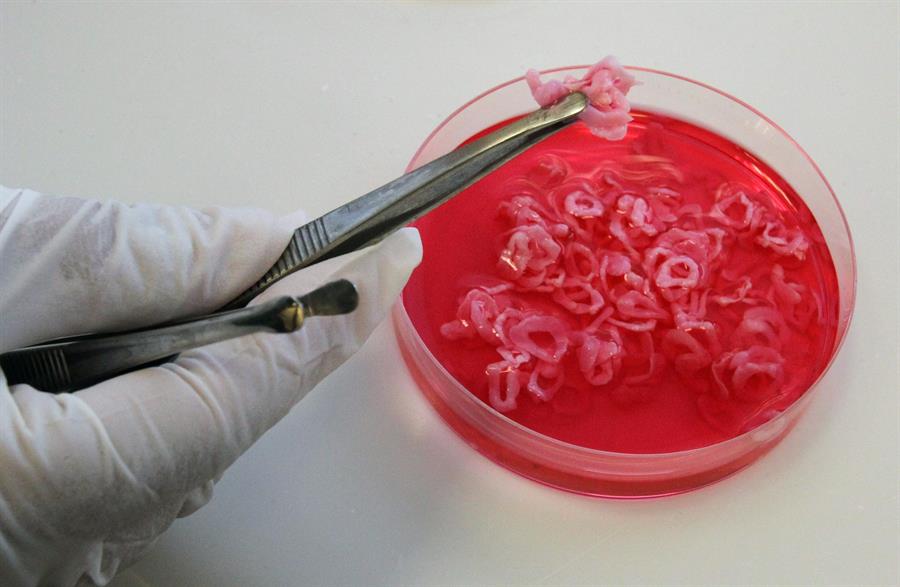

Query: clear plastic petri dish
[393,66,856,498]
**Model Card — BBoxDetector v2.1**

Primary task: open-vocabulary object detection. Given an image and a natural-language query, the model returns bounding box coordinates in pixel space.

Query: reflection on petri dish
[394,66,856,498]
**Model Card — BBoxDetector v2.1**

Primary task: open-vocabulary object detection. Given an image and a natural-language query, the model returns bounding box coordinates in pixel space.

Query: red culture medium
[403,111,839,454]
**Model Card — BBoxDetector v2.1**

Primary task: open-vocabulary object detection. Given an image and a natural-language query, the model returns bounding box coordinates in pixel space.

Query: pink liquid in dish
[403,110,839,454]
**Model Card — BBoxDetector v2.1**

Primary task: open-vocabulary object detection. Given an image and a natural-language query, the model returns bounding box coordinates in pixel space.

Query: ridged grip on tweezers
[1,347,71,392]
[248,217,333,301]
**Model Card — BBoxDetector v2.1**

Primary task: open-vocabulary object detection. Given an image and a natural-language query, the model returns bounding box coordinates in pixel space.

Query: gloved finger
[0,228,421,585]
[0,186,305,351]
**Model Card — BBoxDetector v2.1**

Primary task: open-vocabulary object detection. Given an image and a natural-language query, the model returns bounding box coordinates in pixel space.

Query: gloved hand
[0,186,422,586]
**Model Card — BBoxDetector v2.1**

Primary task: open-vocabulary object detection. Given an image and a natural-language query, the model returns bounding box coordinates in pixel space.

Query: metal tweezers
[0,93,588,392]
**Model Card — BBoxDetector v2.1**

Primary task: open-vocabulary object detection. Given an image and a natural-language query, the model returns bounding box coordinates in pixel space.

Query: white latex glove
[0,186,422,586]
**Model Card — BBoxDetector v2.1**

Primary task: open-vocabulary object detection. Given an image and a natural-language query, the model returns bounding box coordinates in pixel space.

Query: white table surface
[2,3,898,586]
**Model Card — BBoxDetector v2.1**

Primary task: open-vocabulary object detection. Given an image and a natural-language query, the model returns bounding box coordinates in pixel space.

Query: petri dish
[393,66,856,498]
